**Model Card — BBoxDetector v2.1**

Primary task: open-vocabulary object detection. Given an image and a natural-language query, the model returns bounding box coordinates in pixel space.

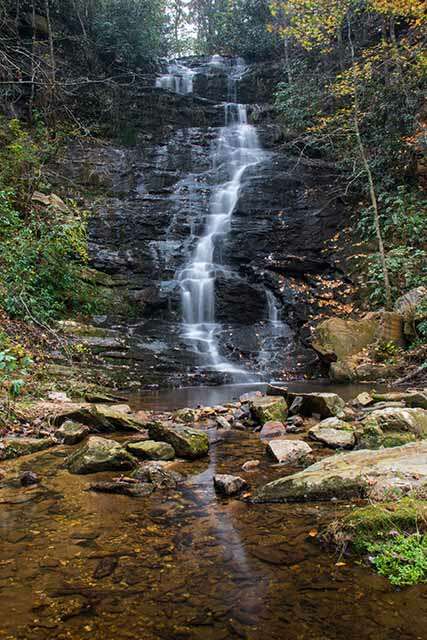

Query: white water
[156,62,195,95]
[175,61,265,375]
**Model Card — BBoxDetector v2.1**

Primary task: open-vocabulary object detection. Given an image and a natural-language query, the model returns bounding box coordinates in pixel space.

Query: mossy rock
[249,396,288,425]
[66,436,138,474]
[148,422,209,460]
[0,437,56,460]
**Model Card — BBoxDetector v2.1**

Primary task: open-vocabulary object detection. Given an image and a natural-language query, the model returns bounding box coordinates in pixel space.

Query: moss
[382,432,417,448]
[328,498,427,552]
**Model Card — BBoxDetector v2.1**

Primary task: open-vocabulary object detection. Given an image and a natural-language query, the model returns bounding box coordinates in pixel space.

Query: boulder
[371,391,427,410]
[148,421,209,459]
[56,421,90,445]
[0,437,55,460]
[287,392,345,419]
[355,392,374,407]
[126,440,175,461]
[66,436,138,474]
[288,396,303,416]
[308,418,355,449]
[394,286,427,335]
[254,441,427,503]
[368,407,427,436]
[89,480,154,497]
[216,416,232,429]
[89,404,144,432]
[175,408,197,423]
[266,439,312,464]
[249,396,288,425]
[213,474,248,496]
[266,384,288,398]
[132,461,183,489]
[259,421,287,440]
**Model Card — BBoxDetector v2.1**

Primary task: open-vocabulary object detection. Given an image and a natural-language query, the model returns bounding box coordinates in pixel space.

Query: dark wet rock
[254,440,427,503]
[66,436,138,474]
[241,459,260,472]
[266,439,312,464]
[213,474,248,496]
[249,396,288,425]
[126,440,175,461]
[88,479,153,497]
[266,385,288,398]
[259,421,287,440]
[20,471,39,486]
[289,396,303,416]
[0,437,56,460]
[56,421,90,445]
[286,392,345,419]
[286,415,304,432]
[148,421,209,459]
[132,461,183,488]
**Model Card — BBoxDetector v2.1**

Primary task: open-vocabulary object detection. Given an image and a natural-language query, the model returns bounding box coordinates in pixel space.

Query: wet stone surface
[0,429,427,639]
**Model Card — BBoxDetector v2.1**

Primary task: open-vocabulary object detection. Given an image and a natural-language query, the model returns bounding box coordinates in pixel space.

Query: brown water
[1,422,426,640]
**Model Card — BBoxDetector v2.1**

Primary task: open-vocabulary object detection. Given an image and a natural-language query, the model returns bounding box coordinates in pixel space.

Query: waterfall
[156,62,195,95]
[175,60,265,375]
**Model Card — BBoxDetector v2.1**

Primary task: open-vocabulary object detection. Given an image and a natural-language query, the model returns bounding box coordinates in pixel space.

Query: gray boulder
[287,392,345,418]
[148,421,209,459]
[267,439,312,464]
[308,418,355,449]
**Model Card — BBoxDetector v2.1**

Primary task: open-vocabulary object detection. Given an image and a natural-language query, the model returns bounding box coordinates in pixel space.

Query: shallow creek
[1,385,426,639]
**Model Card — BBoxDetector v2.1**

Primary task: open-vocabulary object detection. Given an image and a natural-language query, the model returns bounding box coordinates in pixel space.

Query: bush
[367,534,427,587]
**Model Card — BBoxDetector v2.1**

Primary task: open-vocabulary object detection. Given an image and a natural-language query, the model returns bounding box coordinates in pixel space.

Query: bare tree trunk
[29,0,36,121]
[44,0,56,118]
[347,16,392,310]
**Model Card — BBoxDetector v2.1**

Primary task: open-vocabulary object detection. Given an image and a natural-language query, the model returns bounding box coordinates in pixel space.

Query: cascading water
[156,62,195,95]
[176,60,265,376]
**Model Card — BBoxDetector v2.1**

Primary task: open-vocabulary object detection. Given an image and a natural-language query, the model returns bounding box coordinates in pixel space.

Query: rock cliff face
[57,57,353,388]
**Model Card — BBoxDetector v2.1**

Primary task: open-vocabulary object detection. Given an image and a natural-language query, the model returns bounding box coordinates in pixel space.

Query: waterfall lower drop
[176,61,265,378]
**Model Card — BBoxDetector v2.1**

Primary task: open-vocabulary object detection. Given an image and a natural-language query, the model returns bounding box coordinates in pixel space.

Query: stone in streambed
[213,474,248,496]
[286,392,345,419]
[126,440,175,461]
[132,461,183,489]
[242,459,260,472]
[216,415,231,429]
[88,480,154,497]
[148,421,209,459]
[0,437,56,460]
[254,441,427,503]
[371,391,427,410]
[259,421,287,440]
[56,421,90,445]
[267,439,312,465]
[20,471,39,486]
[66,436,138,474]
[355,408,427,449]
[249,396,288,425]
[308,418,355,449]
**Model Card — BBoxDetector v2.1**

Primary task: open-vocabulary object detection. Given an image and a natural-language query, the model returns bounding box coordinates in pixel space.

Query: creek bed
[0,388,424,640]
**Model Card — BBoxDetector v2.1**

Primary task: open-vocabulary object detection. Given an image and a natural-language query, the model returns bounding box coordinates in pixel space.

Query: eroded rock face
[148,422,209,459]
[355,408,427,449]
[254,441,427,503]
[287,392,345,419]
[66,436,138,474]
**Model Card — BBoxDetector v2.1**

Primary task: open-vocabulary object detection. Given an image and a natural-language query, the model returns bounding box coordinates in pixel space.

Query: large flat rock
[254,441,427,503]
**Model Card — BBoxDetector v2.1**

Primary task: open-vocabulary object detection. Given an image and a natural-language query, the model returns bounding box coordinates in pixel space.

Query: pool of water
[0,423,424,640]
[129,381,389,412]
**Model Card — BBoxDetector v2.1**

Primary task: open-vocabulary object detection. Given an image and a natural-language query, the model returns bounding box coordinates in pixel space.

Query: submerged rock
[242,459,260,472]
[89,480,154,497]
[148,421,209,459]
[213,474,248,496]
[0,437,56,460]
[66,436,138,474]
[20,471,39,486]
[259,421,287,440]
[286,392,345,419]
[56,421,90,445]
[308,418,355,449]
[266,439,312,465]
[254,441,427,503]
[249,396,288,425]
[132,461,183,489]
[126,440,175,461]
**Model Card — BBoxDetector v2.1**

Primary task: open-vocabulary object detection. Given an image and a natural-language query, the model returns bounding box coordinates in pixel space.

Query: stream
[1,384,426,640]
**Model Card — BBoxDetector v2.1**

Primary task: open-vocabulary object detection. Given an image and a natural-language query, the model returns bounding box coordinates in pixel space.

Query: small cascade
[175,60,265,376]
[156,62,195,95]
[266,289,282,331]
